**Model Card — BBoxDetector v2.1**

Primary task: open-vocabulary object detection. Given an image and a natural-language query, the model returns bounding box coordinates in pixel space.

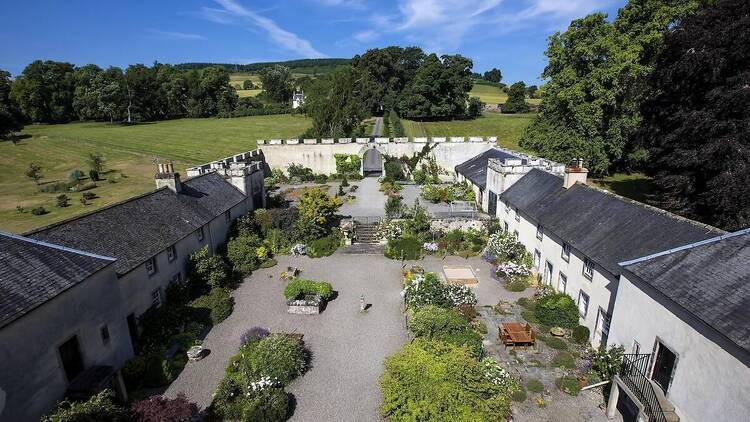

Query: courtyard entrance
[362,147,383,177]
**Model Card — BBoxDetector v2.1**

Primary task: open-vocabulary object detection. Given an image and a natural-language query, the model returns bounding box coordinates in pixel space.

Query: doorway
[595,308,611,348]
[651,341,677,393]
[543,261,553,285]
[58,336,84,382]
[362,148,383,177]
[488,191,498,216]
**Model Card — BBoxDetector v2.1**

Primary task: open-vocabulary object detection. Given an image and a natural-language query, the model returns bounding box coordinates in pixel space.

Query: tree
[25,163,42,184]
[86,152,105,172]
[297,188,342,227]
[520,0,705,175]
[525,85,538,98]
[467,96,483,118]
[73,64,104,120]
[483,67,502,83]
[260,65,292,103]
[124,64,161,122]
[502,81,530,114]
[638,0,750,230]
[303,66,367,138]
[11,60,76,123]
[42,389,131,422]
[0,69,23,139]
[352,46,426,114]
[242,80,255,90]
[397,54,473,120]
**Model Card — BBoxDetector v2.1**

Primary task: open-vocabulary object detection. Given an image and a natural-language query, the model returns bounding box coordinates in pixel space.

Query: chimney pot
[563,158,588,189]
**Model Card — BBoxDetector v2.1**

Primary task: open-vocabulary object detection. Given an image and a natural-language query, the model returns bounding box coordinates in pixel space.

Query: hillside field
[469,82,542,106]
[0,115,310,233]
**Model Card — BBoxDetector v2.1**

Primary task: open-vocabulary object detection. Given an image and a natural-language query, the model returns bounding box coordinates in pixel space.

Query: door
[543,261,553,285]
[126,313,139,347]
[59,336,84,382]
[594,308,611,347]
[488,191,498,216]
[652,341,677,393]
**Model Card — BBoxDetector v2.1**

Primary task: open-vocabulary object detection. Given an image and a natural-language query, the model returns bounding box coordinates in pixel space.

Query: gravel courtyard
[165,253,409,421]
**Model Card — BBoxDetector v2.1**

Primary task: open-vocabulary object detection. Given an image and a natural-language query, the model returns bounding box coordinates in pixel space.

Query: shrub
[88,169,100,181]
[543,336,568,350]
[226,234,263,274]
[42,389,130,422]
[385,235,421,260]
[527,378,545,393]
[592,345,625,381]
[81,191,97,200]
[403,272,477,309]
[381,339,511,420]
[38,181,69,193]
[241,327,270,345]
[572,325,590,344]
[506,278,529,292]
[551,351,577,369]
[212,380,288,422]
[68,169,85,183]
[242,333,307,384]
[307,232,341,258]
[31,206,47,215]
[142,353,186,387]
[122,356,147,390]
[56,194,69,208]
[517,297,534,309]
[131,394,197,422]
[535,293,580,329]
[287,163,315,181]
[384,195,403,218]
[284,278,334,301]
[384,160,405,181]
[187,246,230,292]
[408,305,483,357]
[512,387,527,402]
[455,304,478,322]
[556,376,581,396]
[189,288,234,325]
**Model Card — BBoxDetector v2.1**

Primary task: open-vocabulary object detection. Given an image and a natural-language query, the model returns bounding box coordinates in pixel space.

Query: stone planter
[287,295,323,315]
[187,345,204,362]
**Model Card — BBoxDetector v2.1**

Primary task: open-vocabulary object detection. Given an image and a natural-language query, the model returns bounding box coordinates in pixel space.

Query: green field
[403,112,536,152]
[470,82,542,106]
[0,115,311,233]
[591,172,655,203]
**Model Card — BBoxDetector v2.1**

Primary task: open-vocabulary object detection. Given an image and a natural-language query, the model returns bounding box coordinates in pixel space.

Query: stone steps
[354,223,380,244]
[337,244,385,255]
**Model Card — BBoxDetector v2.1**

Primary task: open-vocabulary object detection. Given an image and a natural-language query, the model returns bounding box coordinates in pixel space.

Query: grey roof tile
[455,148,524,190]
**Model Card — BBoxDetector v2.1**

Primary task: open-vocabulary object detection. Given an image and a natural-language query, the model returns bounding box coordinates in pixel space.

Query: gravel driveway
[165,253,409,421]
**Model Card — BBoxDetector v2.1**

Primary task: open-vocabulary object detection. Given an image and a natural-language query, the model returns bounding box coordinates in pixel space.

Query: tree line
[522,0,749,231]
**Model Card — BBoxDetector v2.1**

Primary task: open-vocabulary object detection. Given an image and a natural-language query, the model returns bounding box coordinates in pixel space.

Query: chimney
[155,161,182,193]
[563,158,588,189]
[229,164,251,195]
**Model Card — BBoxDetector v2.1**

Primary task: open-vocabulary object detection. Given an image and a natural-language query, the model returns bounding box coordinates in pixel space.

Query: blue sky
[0,0,625,84]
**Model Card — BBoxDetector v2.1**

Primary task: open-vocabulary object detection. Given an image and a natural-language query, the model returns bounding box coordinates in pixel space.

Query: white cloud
[147,29,206,41]
[204,0,327,58]
[353,30,379,43]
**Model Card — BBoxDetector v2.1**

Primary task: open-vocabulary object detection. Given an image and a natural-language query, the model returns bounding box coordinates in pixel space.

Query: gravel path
[338,177,386,218]
[164,254,409,421]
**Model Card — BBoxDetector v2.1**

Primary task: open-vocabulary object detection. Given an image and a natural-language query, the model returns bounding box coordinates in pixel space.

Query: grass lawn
[0,114,311,233]
[402,112,536,152]
[470,82,541,106]
[237,89,262,97]
[591,172,655,203]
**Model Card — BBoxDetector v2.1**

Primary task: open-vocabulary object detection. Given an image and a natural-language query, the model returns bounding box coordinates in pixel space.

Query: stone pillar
[606,378,620,420]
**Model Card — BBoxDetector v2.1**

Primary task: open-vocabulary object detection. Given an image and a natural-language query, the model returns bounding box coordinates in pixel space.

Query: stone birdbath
[187,345,204,362]
[550,327,566,337]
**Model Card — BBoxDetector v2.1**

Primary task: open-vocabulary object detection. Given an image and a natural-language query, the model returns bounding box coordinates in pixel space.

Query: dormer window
[167,245,176,262]
[145,257,157,275]
[583,258,594,279]
[196,227,205,242]
[536,225,543,240]
[561,243,571,262]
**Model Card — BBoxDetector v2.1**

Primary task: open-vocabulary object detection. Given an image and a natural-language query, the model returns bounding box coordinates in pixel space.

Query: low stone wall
[287,296,322,315]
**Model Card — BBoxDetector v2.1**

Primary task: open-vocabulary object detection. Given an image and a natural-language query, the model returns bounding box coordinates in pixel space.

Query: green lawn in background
[0,114,311,232]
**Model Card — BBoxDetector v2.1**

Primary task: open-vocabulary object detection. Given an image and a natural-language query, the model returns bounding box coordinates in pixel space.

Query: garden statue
[360,294,366,312]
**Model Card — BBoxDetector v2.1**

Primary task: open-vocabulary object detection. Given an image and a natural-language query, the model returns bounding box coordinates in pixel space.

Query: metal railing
[620,354,666,422]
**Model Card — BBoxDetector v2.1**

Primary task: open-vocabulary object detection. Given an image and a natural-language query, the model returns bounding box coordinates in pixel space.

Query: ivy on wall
[334,154,361,175]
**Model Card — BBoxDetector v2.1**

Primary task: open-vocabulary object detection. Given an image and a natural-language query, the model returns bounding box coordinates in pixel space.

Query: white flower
[422,242,438,252]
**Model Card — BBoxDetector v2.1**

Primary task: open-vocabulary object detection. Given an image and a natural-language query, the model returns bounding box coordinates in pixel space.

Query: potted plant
[284,279,334,315]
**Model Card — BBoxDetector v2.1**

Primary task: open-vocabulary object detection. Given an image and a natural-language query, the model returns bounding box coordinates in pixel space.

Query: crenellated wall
[255,136,498,175]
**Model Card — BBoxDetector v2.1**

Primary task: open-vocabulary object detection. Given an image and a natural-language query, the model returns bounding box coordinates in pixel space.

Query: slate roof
[0,232,115,328]
[621,229,750,355]
[25,172,245,276]
[500,169,723,276]
[455,148,524,190]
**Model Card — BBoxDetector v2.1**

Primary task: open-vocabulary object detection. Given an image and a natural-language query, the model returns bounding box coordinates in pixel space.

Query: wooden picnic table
[500,322,535,349]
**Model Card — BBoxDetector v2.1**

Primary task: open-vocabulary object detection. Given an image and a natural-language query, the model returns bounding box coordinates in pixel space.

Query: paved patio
[165,253,409,421]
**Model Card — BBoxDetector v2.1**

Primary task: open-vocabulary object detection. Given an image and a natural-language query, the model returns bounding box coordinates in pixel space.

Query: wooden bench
[499,322,536,350]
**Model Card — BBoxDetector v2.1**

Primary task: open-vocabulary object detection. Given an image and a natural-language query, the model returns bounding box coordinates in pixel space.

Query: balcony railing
[620,353,666,422]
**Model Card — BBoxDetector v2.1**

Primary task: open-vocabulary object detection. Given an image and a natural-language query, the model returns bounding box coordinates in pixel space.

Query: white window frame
[503,221,509,233]
[196,227,205,241]
[536,224,543,240]
[558,272,567,293]
[167,245,176,262]
[578,290,590,318]
[561,242,571,262]
[583,257,594,280]
[533,249,541,270]
[151,288,162,308]
[145,257,156,275]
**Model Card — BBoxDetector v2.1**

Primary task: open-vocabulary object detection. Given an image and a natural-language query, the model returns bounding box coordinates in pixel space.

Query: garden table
[500,322,535,349]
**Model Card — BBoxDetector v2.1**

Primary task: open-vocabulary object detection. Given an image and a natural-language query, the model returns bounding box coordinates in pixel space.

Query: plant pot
[187,345,204,362]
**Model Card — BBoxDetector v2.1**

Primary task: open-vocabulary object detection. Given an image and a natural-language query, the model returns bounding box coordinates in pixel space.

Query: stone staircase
[354,222,380,244]
[648,379,680,422]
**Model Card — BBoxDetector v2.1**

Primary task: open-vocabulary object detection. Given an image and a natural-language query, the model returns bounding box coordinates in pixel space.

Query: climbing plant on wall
[334,154,361,175]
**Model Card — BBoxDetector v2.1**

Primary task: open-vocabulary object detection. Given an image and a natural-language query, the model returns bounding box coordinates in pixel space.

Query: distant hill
[175,58,350,75]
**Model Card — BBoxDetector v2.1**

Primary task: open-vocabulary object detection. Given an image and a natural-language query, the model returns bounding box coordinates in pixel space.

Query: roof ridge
[0,231,117,261]
[619,227,750,267]
[575,182,724,235]
[23,187,172,236]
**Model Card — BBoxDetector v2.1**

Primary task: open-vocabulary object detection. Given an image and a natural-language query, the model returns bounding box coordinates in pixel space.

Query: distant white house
[292,91,305,109]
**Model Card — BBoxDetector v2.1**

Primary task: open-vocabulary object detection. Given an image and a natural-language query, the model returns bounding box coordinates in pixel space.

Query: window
[170,272,181,284]
[533,249,541,270]
[196,227,205,241]
[561,242,571,262]
[577,290,590,318]
[536,224,543,240]
[145,257,157,275]
[224,210,231,223]
[513,230,519,239]
[504,202,510,214]
[558,272,567,293]
[503,221,509,233]
[583,258,594,279]
[514,208,520,222]
[167,245,176,262]
[58,336,84,382]
[100,325,110,345]
[151,288,162,308]
[632,340,641,355]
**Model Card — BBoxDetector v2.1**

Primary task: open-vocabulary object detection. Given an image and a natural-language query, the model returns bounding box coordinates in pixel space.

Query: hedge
[283,279,334,301]
[535,293,580,329]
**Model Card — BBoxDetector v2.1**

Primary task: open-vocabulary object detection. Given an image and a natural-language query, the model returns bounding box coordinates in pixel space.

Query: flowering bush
[240,327,270,346]
[403,272,477,309]
[496,262,531,280]
[485,231,531,265]
[423,242,438,252]
[444,284,477,307]
[376,220,403,241]
[248,376,279,393]
[131,394,197,422]
[482,357,520,393]
[290,243,306,255]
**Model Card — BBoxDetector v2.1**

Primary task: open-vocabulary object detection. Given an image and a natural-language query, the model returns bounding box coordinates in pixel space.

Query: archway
[361,147,384,177]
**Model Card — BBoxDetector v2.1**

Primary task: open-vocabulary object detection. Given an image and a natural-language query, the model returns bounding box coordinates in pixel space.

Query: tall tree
[303,66,367,138]
[639,0,750,230]
[0,70,23,139]
[11,60,76,123]
[73,64,104,120]
[502,81,530,114]
[483,68,502,83]
[397,54,473,120]
[123,64,161,122]
[352,46,426,114]
[520,0,705,175]
[260,65,292,104]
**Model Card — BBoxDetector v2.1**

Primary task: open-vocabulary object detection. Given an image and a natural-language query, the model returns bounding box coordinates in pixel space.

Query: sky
[0,0,626,84]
